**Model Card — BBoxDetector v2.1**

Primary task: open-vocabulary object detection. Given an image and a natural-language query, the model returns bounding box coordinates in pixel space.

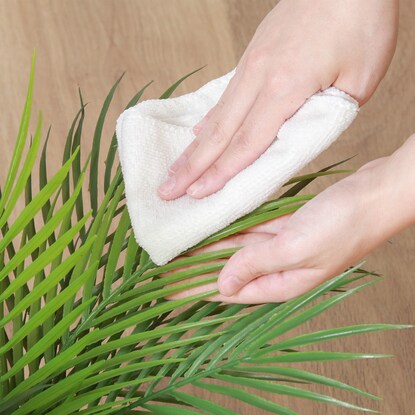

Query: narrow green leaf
[121,247,236,292]
[171,390,240,415]
[144,404,201,415]
[93,275,218,327]
[67,332,225,376]
[0,235,95,328]
[0,111,42,229]
[90,72,124,214]
[0,259,96,362]
[262,324,412,354]
[0,148,80,255]
[231,365,380,400]
[122,232,140,281]
[159,66,205,99]
[280,156,355,198]
[195,380,300,415]
[283,170,352,186]
[234,264,366,356]
[71,89,87,235]
[115,262,223,304]
[61,105,84,237]
[250,194,314,215]
[1,297,95,382]
[0,51,35,215]
[83,360,182,392]
[39,125,52,222]
[249,351,392,364]
[214,374,377,412]
[145,303,239,393]
[103,207,131,299]
[0,211,91,300]
[17,379,149,415]
[77,398,141,415]
[182,304,278,380]
[247,280,378,357]
[0,172,86,286]
[75,289,218,349]
[82,182,125,311]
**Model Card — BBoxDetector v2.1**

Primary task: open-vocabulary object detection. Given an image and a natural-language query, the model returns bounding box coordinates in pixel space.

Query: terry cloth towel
[116,69,359,266]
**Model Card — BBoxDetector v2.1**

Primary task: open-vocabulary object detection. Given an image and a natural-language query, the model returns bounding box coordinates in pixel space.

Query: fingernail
[158,176,176,196]
[187,178,204,197]
[219,275,239,297]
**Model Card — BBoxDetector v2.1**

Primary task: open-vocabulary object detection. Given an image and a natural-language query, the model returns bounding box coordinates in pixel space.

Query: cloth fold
[116,69,359,265]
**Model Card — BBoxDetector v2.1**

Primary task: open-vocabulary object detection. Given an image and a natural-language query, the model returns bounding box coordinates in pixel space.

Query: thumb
[218,233,297,297]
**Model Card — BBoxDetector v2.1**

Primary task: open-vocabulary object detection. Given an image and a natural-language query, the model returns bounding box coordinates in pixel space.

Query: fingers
[217,238,278,297]
[185,87,310,198]
[163,232,273,302]
[231,267,324,303]
[158,70,319,200]
[167,268,325,304]
[158,72,259,200]
[164,219,326,304]
[167,105,217,177]
[217,228,305,297]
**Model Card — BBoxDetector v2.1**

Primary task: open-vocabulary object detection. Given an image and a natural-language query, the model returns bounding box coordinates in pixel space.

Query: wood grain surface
[0,0,414,413]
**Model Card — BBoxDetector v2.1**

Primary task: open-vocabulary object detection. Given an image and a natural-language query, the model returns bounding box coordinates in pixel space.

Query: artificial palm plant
[0,52,409,415]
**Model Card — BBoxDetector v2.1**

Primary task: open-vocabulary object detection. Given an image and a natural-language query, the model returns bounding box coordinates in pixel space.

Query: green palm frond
[0,52,411,415]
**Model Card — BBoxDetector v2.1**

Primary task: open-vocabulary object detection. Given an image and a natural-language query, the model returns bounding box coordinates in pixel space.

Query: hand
[166,135,415,303]
[158,0,399,200]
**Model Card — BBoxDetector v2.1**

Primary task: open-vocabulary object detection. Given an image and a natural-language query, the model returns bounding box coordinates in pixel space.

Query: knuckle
[244,47,268,73]
[208,121,228,145]
[214,99,225,112]
[208,162,221,177]
[207,162,232,182]
[232,129,252,153]
[186,139,200,155]
[238,248,259,277]
[181,158,194,176]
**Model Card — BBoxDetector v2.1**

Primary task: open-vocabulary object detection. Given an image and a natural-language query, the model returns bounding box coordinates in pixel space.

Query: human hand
[158,0,399,201]
[166,135,415,303]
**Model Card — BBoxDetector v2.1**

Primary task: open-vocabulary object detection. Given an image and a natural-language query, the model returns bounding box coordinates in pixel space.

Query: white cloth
[116,69,358,265]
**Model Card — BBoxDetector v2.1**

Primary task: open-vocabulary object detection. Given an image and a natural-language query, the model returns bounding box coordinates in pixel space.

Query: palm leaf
[0,55,411,415]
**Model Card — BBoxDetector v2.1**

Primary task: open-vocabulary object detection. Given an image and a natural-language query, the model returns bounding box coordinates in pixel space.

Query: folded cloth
[116,69,359,266]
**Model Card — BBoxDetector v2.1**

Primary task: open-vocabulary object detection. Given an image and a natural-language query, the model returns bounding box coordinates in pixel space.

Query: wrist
[338,148,415,255]
[350,136,415,244]
[382,134,415,226]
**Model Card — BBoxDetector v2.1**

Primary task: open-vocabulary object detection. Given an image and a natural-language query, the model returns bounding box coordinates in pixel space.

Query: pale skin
[159,0,409,303]
[166,135,415,303]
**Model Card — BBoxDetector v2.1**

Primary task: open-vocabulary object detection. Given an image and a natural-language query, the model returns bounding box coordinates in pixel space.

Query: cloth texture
[116,69,359,265]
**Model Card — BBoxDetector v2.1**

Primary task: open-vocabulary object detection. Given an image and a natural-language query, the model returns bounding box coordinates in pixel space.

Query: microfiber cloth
[116,69,359,265]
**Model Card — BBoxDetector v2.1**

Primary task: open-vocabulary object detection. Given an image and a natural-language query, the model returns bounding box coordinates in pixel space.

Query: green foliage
[0,53,410,414]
